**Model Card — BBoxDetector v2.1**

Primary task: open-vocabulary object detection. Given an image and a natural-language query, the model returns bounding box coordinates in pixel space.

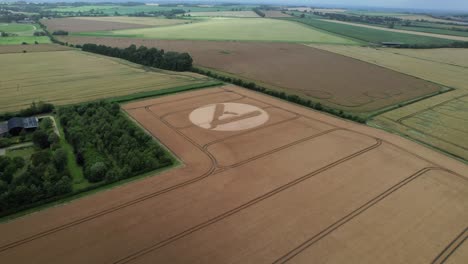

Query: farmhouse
[0,117,39,136]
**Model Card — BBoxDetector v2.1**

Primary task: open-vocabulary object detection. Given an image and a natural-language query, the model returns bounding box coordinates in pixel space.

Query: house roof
[7,117,39,130]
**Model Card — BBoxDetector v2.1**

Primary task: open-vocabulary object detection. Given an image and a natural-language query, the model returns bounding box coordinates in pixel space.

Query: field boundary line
[274,167,455,263]
[433,228,467,264]
[113,139,382,264]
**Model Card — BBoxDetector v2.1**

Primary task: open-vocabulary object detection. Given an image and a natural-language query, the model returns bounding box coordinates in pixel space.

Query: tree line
[253,8,265,17]
[0,101,54,122]
[58,101,173,184]
[191,67,366,123]
[0,118,71,216]
[81,44,193,71]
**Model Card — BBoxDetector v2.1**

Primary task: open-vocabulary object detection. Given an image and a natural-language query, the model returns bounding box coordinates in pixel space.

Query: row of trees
[58,101,173,183]
[0,101,54,122]
[130,9,186,18]
[314,12,402,25]
[191,68,366,123]
[81,44,193,71]
[252,8,266,17]
[0,118,71,215]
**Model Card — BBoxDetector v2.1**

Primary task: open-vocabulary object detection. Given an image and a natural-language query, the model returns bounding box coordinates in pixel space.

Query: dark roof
[7,117,38,130]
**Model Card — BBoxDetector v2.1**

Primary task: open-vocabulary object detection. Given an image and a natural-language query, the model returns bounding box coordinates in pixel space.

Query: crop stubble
[0,85,466,263]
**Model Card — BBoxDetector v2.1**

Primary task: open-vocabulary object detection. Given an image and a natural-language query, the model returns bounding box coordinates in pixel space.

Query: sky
[243,0,468,11]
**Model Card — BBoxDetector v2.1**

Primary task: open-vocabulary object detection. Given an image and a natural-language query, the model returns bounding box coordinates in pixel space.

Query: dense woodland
[58,101,173,183]
[0,118,71,216]
[81,44,193,71]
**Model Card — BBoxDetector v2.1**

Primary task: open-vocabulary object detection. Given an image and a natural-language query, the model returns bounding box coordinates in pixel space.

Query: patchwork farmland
[311,45,468,160]
[0,86,466,263]
[60,37,443,114]
[41,17,189,33]
[1,1,467,263]
[73,18,358,44]
[0,50,212,112]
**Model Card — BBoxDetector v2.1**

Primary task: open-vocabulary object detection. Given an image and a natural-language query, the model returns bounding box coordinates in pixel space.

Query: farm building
[0,117,39,136]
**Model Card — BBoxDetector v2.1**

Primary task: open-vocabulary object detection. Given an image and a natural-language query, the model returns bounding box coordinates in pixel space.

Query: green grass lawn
[6,146,35,159]
[53,115,88,191]
[75,17,358,44]
[285,17,457,46]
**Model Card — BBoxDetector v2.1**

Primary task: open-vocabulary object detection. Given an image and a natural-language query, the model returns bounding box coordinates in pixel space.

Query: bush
[32,130,50,149]
[0,138,12,148]
[88,162,106,183]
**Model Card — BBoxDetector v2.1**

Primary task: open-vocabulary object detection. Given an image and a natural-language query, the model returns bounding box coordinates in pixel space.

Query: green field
[396,24,468,37]
[284,17,457,45]
[0,23,49,45]
[47,4,258,14]
[75,18,358,44]
[0,36,50,45]
[0,23,37,34]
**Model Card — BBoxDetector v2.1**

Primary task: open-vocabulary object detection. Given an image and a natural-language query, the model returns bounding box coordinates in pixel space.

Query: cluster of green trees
[130,9,186,18]
[397,41,468,48]
[0,101,54,122]
[191,68,366,123]
[58,101,173,183]
[52,30,69,35]
[253,8,265,17]
[81,44,193,71]
[0,119,71,216]
[313,12,401,25]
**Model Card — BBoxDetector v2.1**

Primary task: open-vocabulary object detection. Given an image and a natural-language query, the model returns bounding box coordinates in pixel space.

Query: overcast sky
[310,0,467,10]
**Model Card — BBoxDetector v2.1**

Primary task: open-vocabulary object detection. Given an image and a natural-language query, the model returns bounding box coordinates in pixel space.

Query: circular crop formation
[189,103,269,131]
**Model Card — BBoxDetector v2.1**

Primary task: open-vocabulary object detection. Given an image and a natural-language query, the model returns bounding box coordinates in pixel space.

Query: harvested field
[187,11,259,17]
[0,50,211,112]
[262,10,291,18]
[0,86,466,263]
[61,37,441,114]
[41,17,187,33]
[311,45,468,160]
[0,44,72,54]
[74,18,357,44]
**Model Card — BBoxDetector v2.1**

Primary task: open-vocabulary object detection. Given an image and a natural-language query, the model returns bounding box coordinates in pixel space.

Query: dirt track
[61,37,442,113]
[0,85,466,263]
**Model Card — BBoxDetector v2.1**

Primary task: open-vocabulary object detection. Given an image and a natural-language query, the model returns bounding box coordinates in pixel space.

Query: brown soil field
[60,37,442,114]
[0,44,72,54]
[41,17,186,33]
[0,86,466,263]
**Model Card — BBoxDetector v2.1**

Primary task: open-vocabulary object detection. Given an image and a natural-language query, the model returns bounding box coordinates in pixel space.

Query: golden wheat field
[0,50,210,112]
[311,45,468,160]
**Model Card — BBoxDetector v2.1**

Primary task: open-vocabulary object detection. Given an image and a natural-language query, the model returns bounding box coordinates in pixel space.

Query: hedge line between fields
[191,67,367,123]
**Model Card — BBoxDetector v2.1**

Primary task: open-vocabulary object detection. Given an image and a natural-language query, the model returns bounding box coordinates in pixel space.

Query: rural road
[320,19,468,41]
[38,115,60,136]
[0,142,33,156]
